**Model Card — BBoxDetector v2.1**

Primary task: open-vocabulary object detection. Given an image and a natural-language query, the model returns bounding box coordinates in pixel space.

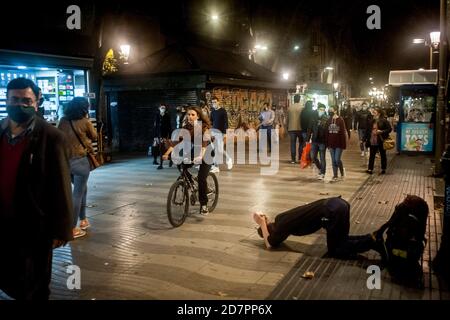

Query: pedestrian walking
[365,107,392,175]
[58,97,97,239]
[0,78,73,300]
[326,106,347,182]
[287,94,304,164]
[309,103,329,180]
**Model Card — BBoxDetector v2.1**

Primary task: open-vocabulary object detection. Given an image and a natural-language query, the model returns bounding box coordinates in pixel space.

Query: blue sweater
[210,108,228,133]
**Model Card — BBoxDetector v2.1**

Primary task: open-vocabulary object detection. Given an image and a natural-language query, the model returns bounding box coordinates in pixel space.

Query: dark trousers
[0,240,53,300]
[198,162,212,206]
[323,198,374,257]
[368,145,387,171]
[261,125,273,151]
[289,130,303,162]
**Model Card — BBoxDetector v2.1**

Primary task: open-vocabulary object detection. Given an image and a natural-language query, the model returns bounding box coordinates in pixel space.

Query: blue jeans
[329,148,344,178]
[70,156,91,228]
[289,131,303,162]
[311,143,326,175]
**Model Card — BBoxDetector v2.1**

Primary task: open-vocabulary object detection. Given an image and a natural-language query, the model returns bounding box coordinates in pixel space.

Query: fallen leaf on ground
[302,271,315,279]
[319,192,329,195]
[355,220,361,224]
[217,292,228,297]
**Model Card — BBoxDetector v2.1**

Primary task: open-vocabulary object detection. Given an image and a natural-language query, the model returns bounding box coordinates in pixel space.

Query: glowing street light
[413,38,425,44]
[282,72,290,80]
[325,66,334,70]
[294,45,300,50]
[120,44,131,64]
[430,31,441,47]
[211,14,219,21]
[333,82,339,90]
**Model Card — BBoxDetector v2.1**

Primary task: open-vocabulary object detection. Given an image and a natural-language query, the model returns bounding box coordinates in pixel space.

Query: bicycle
[167,162,219,227]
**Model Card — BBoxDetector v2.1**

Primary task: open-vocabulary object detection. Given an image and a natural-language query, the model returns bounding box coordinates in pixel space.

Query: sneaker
[331,176,339,182]
[290,160,296,164]
[200,205,209,216]
[317,174,325,181]
[226,158,233,170]
[157,165,163,170]
[210,166,220,173]
[361,151,365,157]
[73,228,86,239]
[366,169,373,174]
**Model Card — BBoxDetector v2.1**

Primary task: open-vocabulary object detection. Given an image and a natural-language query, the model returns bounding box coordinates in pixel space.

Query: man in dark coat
[0,78,73,300]
[153,104,173,169]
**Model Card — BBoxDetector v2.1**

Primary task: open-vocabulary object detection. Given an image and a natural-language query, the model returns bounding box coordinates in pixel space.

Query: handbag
[70,120,100,170]
[382,135,395,150]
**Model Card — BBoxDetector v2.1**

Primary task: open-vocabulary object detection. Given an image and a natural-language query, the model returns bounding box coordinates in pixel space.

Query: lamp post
[333,82,339,108]
[413,31,440,69]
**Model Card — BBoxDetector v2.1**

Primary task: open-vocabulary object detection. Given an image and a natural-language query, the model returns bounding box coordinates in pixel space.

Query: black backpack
[384,202,428,288]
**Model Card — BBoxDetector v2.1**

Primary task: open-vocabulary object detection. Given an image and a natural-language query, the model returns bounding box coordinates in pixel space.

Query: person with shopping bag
[309,103,329,180]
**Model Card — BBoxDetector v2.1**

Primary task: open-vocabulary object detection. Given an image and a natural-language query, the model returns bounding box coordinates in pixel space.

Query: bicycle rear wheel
[167,180,189,227]
[206,173,219,212]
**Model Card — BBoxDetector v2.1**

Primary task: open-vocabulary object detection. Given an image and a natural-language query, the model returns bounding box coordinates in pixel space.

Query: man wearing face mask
[210,96,233,172]
[153,104,173,169]
[0,78,73,300]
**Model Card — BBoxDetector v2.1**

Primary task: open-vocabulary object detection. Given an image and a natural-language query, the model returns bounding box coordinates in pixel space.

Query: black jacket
[300,107,314,132]
[364,117,392,147]
[154,112,172,139]
[0,117,73,299]
[356,110,372,130]
[309,111,329,144]
[210,108,228,134]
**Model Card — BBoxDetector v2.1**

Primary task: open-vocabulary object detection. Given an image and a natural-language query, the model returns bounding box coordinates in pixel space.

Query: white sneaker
[331,176,339,182]
[317,174,325,180]
[200,205,209,216]
[210,166,220,173]
[361,151,365,157]
[226,158,233,170]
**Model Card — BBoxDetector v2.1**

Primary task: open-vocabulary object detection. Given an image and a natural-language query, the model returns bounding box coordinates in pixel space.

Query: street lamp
[412,32,440,69]
[282,72,290,80]
[120,44,131,64]
[294,45,300,51]
[211,14,219,21]
[333,82,339,107]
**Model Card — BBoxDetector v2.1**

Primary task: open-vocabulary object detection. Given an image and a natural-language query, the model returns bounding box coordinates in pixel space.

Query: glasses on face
[8,97,36,107]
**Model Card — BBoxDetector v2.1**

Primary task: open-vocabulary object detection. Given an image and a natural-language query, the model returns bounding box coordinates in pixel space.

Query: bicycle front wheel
[167,180,189,227]
[206,173,219,212]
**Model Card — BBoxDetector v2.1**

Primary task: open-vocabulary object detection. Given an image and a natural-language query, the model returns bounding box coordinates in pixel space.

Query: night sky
[1,0,441,91]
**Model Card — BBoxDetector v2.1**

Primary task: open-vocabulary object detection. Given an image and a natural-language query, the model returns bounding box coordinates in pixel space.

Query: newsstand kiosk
[389,70,438,154]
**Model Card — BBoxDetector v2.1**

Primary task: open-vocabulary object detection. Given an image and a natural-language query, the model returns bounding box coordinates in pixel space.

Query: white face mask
[160,108,166,115]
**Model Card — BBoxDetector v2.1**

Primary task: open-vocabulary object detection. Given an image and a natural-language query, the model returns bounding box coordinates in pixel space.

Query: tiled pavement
[269,154,449,300]
[1,133,448,300]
